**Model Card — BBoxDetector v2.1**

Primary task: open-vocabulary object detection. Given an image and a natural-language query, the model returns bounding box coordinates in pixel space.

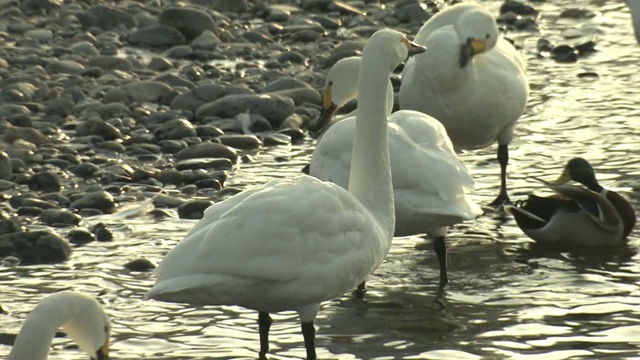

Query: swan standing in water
[399,3,529,207]
[145,29,426,360]
[309,56,482,288]
[8,291,110,360]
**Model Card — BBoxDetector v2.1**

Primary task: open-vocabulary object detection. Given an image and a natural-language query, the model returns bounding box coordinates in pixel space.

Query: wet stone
[263,132,291,146]
[128,26,187,47]
[154,118,198,140]
[17,206,43,217]
[0,230,71,264]
[500,0,539,16]
[551,45,579,63]
[67,228,95,245]
[124,258,156,272]
[195,94,295,126]
[40,208,81,227]
[76,5,137,30]
[0,152,12,180]
[90,222,113,242]
[70,191,117,214]
[175,158,234,171]
[159,7,216,41]
[72,162,101,179]
[176,142,238,163]
[217,134,262,150]
[75,119,123,140]
[27,171,62,192]
[177,199,214,219]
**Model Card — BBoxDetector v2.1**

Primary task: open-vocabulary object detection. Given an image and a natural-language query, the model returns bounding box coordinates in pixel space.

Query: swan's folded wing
[153,176,378,285]
[309,118,357,189]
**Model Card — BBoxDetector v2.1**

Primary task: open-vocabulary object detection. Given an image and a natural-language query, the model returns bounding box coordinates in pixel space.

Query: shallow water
[1,1,640,359]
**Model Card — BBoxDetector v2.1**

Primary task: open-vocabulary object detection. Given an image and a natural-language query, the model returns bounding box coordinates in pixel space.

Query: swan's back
[147,175,387,310]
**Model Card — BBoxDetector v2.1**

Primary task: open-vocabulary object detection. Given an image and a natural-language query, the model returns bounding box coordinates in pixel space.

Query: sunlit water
[1,1,639,359]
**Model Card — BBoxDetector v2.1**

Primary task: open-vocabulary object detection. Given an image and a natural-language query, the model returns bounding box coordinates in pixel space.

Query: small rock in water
[91,223,114,242]
[124,258,156,272]
[67,228,95,245]
[0,230,71,264]
[177,199,214,219]
[217,134,263,150]
[71,191,117,214]
[40,208,81,227]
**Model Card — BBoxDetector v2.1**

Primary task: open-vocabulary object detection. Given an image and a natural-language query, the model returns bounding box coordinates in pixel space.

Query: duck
[508,158,636,246]
[308,56,482,289]
[8,291,110,360]
[145,29,426,360]
[399,3,529,207]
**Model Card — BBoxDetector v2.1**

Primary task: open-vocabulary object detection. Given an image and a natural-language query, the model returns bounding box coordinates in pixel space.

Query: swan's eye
[104,325,109,333]
[328,81,333,86]
[485,34,490,39]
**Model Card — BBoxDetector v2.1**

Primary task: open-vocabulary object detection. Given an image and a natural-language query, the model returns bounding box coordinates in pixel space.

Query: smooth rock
[124,258,156,271]
[70,191,116,214]
[0,230,71,264]
[196,94,295,126]
[27,171,62,192]
[154,118,198,140]
[91,222,113,241]
[0,152,12,180]
[175,142,238,163]
[177,199,214,219]
[40,208,81,227]
[159,7,216,41]
[217,134,262,150]
[75,119,123,140]
[129,26,187,47]
[76,5,137,30]
[67,228,95,245]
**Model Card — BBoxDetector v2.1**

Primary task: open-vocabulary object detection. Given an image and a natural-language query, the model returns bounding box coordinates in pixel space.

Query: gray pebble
[177,199,214,219]
[0,152,12,180]
[0,230,71,264]
[88,56,133,71]
[67,228,95,245]
[70,191,116,214]
[76,5,137,30]
[154,118,198,140]
[159,7,216,41]
[176,142,238,163]
[124,258,156,272]
[27,171,62,192]
[91,222,113,241]
[45,60,85,74]
[195,93,295,126]
[40,208,81,227]
[217,134,262,150]
[175,157,234,171]
[75,119,123,140]
[129,26,187,47]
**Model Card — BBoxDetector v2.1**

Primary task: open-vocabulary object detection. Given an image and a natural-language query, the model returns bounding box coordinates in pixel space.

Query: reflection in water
[1,1,640,359]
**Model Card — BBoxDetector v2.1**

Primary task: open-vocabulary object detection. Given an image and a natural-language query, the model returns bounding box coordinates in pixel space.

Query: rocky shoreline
[0,0,602,265]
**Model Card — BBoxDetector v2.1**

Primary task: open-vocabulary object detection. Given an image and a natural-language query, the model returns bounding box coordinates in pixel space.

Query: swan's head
[550,157,599,189]
[363,29,426,72]
[457,8,499,67]
[62,294,111,360]
[309,57,362,137]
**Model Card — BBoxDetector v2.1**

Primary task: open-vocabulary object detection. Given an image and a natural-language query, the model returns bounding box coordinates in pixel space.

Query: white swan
[8,291,110,360]
[308,56,482,288]
[145,29,425,360]
[628,0,640,43]
[399,3,529,207]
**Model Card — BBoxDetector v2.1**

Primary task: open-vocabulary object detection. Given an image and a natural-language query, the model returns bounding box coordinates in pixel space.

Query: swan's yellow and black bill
[309,91,339,139]
[460,38,487,67]
[402,37,427,56]
[96,339,109,360]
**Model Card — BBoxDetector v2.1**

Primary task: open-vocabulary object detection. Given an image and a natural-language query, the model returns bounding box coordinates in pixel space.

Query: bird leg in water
[433,236,448,288]
[258,312,272,359]
[489,144,511,208]
[301,321,317,360]
[353,281,366,299]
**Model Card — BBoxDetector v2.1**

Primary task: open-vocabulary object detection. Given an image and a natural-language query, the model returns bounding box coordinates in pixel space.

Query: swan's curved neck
[348,50,395,237]
[9,300,77,360]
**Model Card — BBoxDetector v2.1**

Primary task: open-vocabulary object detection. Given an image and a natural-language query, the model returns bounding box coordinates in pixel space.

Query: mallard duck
[508,158,636,246]
[399,3,529,207]
[308,56,482,289]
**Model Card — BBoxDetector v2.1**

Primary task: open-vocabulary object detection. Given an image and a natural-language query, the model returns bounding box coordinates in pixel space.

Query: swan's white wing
[309,119,356,189]
[414,3,478,44]
[387,112,482,231]
[147,175,384,309]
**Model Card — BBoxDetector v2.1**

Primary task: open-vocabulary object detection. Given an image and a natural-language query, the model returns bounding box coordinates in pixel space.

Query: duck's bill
[309,103,339,139]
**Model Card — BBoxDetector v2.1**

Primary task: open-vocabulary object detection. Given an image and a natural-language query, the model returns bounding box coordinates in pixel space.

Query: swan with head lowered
[145,29,425,360]
[8,291,110,360]
[399,3,529,208]
[309,56,482,289]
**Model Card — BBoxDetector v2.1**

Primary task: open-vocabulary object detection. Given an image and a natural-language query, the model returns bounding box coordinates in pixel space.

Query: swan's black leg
[301,321,317,360]
[489,144,511,207]
[258,312,272,359]
[433,236,448,288]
